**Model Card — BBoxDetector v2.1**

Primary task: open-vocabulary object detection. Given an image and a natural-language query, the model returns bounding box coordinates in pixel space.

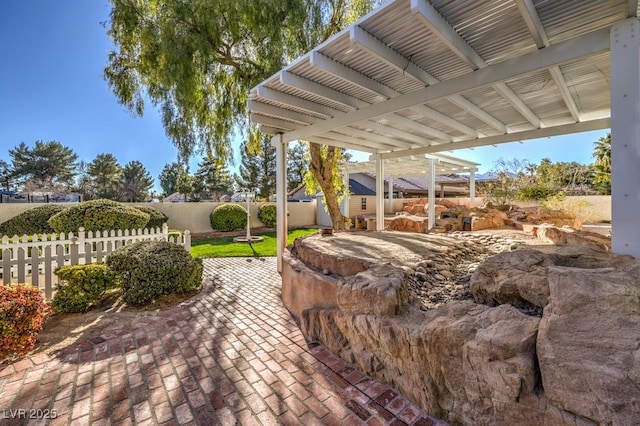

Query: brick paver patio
[0,257,444,425]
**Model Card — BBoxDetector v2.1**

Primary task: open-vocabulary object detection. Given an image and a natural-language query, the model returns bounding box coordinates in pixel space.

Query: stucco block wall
[0,200,318,235]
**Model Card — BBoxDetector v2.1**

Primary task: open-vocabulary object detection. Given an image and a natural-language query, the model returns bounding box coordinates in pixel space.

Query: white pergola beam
[492,82,542,128]
[386,113,453,142]
[251,114,305,131]
[320,131,401,151]
[361,120,430,145]
[375,156,385,231]
[281,27,609,143]
[379,118,610,159]
[516,0,550,48]
[410,0,486,70]
[334,126,415,149]
[255,86,338,118]
[349,25,437,86]
[310,51,396,100]
[411,104,479,137]
[306,135,380,153]
[447,95,508,133]
[248,100,322,125]
[548,66,582,122]
[279,70,365,110]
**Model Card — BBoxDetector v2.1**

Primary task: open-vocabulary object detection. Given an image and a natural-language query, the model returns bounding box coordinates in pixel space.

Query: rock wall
[284,240,640,425]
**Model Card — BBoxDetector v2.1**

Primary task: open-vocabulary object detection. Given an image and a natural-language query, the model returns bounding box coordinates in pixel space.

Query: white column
[611,19,640,258]
[428,158,436,230]
[341,171,350,219]
[273,134,288,272]
[375,155,385,231]
[387,175,394,214]
[469,169,476,207]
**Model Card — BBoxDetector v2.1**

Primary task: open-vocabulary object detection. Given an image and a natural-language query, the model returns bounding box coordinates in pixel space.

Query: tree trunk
[308,142,350,230]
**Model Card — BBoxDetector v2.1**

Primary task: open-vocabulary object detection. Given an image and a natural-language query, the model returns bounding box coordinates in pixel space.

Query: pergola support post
[611,18,640,258]
[375,156,385,231]
[273,134,288,272]
[469,169,476,207]
[428,158,437,230]
[387,175,394,214]
[342,171,350,219]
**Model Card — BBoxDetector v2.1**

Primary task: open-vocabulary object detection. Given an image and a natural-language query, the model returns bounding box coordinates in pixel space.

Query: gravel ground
[405,230,550,315]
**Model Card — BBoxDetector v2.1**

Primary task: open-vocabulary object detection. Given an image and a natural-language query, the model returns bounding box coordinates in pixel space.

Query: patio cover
[246,0,640,270]
[344,153,480,229]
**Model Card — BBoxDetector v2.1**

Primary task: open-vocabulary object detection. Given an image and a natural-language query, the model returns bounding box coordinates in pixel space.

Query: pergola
[344,153,480,230]
[247,0,640,271]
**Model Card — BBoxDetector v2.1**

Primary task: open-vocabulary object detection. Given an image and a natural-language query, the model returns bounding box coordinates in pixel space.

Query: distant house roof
[349,179,375,196]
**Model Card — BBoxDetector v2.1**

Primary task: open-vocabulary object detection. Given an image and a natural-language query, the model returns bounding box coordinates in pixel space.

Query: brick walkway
[0,257,444,425]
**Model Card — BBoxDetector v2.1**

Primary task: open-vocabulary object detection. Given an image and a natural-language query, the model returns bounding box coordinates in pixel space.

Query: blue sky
[0,1,610,193]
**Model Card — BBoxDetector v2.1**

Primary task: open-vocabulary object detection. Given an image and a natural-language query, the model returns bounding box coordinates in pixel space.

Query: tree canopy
[235,135,276,200]
[105,0,379,228]
[9,140,78,191]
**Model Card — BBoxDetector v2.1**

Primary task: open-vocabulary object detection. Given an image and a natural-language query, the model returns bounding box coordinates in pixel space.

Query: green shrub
[48,199,150,233]
[0,284,52,360]
[209,203,247,231]
[107,240,202,306]
[516,184,559,201]
[134,205,169,230]
[257,204,277,228]
[52,264,119,313]
[0,204,67,237]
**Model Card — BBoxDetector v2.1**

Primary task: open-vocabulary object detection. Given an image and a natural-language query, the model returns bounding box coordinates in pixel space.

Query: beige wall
[0,201,318,235]
[348,195,377,219]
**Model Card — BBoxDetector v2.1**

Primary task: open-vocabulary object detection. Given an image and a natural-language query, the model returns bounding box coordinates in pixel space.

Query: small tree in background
[87,153,122,199]
[235,134,276,200]
[159,162,183,197]
[194,158,234,200]
[119,161,153,202]
[287,142,309,191]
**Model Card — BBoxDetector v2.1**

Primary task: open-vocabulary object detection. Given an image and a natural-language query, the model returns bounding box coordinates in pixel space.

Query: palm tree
[592,133,611,193]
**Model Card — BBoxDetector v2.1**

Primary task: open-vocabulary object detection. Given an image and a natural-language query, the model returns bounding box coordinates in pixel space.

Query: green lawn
[190,228,318,258]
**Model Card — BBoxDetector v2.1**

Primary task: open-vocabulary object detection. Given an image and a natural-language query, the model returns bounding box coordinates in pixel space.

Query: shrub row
[0,200,169,237]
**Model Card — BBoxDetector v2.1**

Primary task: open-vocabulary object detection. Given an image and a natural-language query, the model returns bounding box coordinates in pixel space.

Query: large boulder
[470,247,635,310]
[336,264,408,316]
[302,302,583,425]
[537,265,640,424]
[388,215,428,233]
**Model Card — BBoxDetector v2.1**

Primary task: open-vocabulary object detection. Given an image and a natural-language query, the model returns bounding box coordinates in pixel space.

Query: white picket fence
[0,224,191,299]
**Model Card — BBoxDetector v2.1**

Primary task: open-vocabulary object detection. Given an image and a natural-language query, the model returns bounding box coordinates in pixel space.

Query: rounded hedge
[209,203,247,231]
[52,264,119,313]
[0,204,67,237]
[257,204,277,228]
[106,240,202,306]
[134,205,169,230]
[48,199,150,233]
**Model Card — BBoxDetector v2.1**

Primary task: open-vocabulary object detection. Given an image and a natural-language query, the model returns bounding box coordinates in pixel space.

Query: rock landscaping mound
[283,231,640,425]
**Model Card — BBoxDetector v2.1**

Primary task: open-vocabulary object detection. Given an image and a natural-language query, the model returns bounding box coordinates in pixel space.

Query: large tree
[9,140,78,191]
[236,134,276,200]
[87,153,122,199]
[287,142,309,191]
[194,158,234,201]
[158,162,183,197]
[118,160,153,202]
[105,0,377,229]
